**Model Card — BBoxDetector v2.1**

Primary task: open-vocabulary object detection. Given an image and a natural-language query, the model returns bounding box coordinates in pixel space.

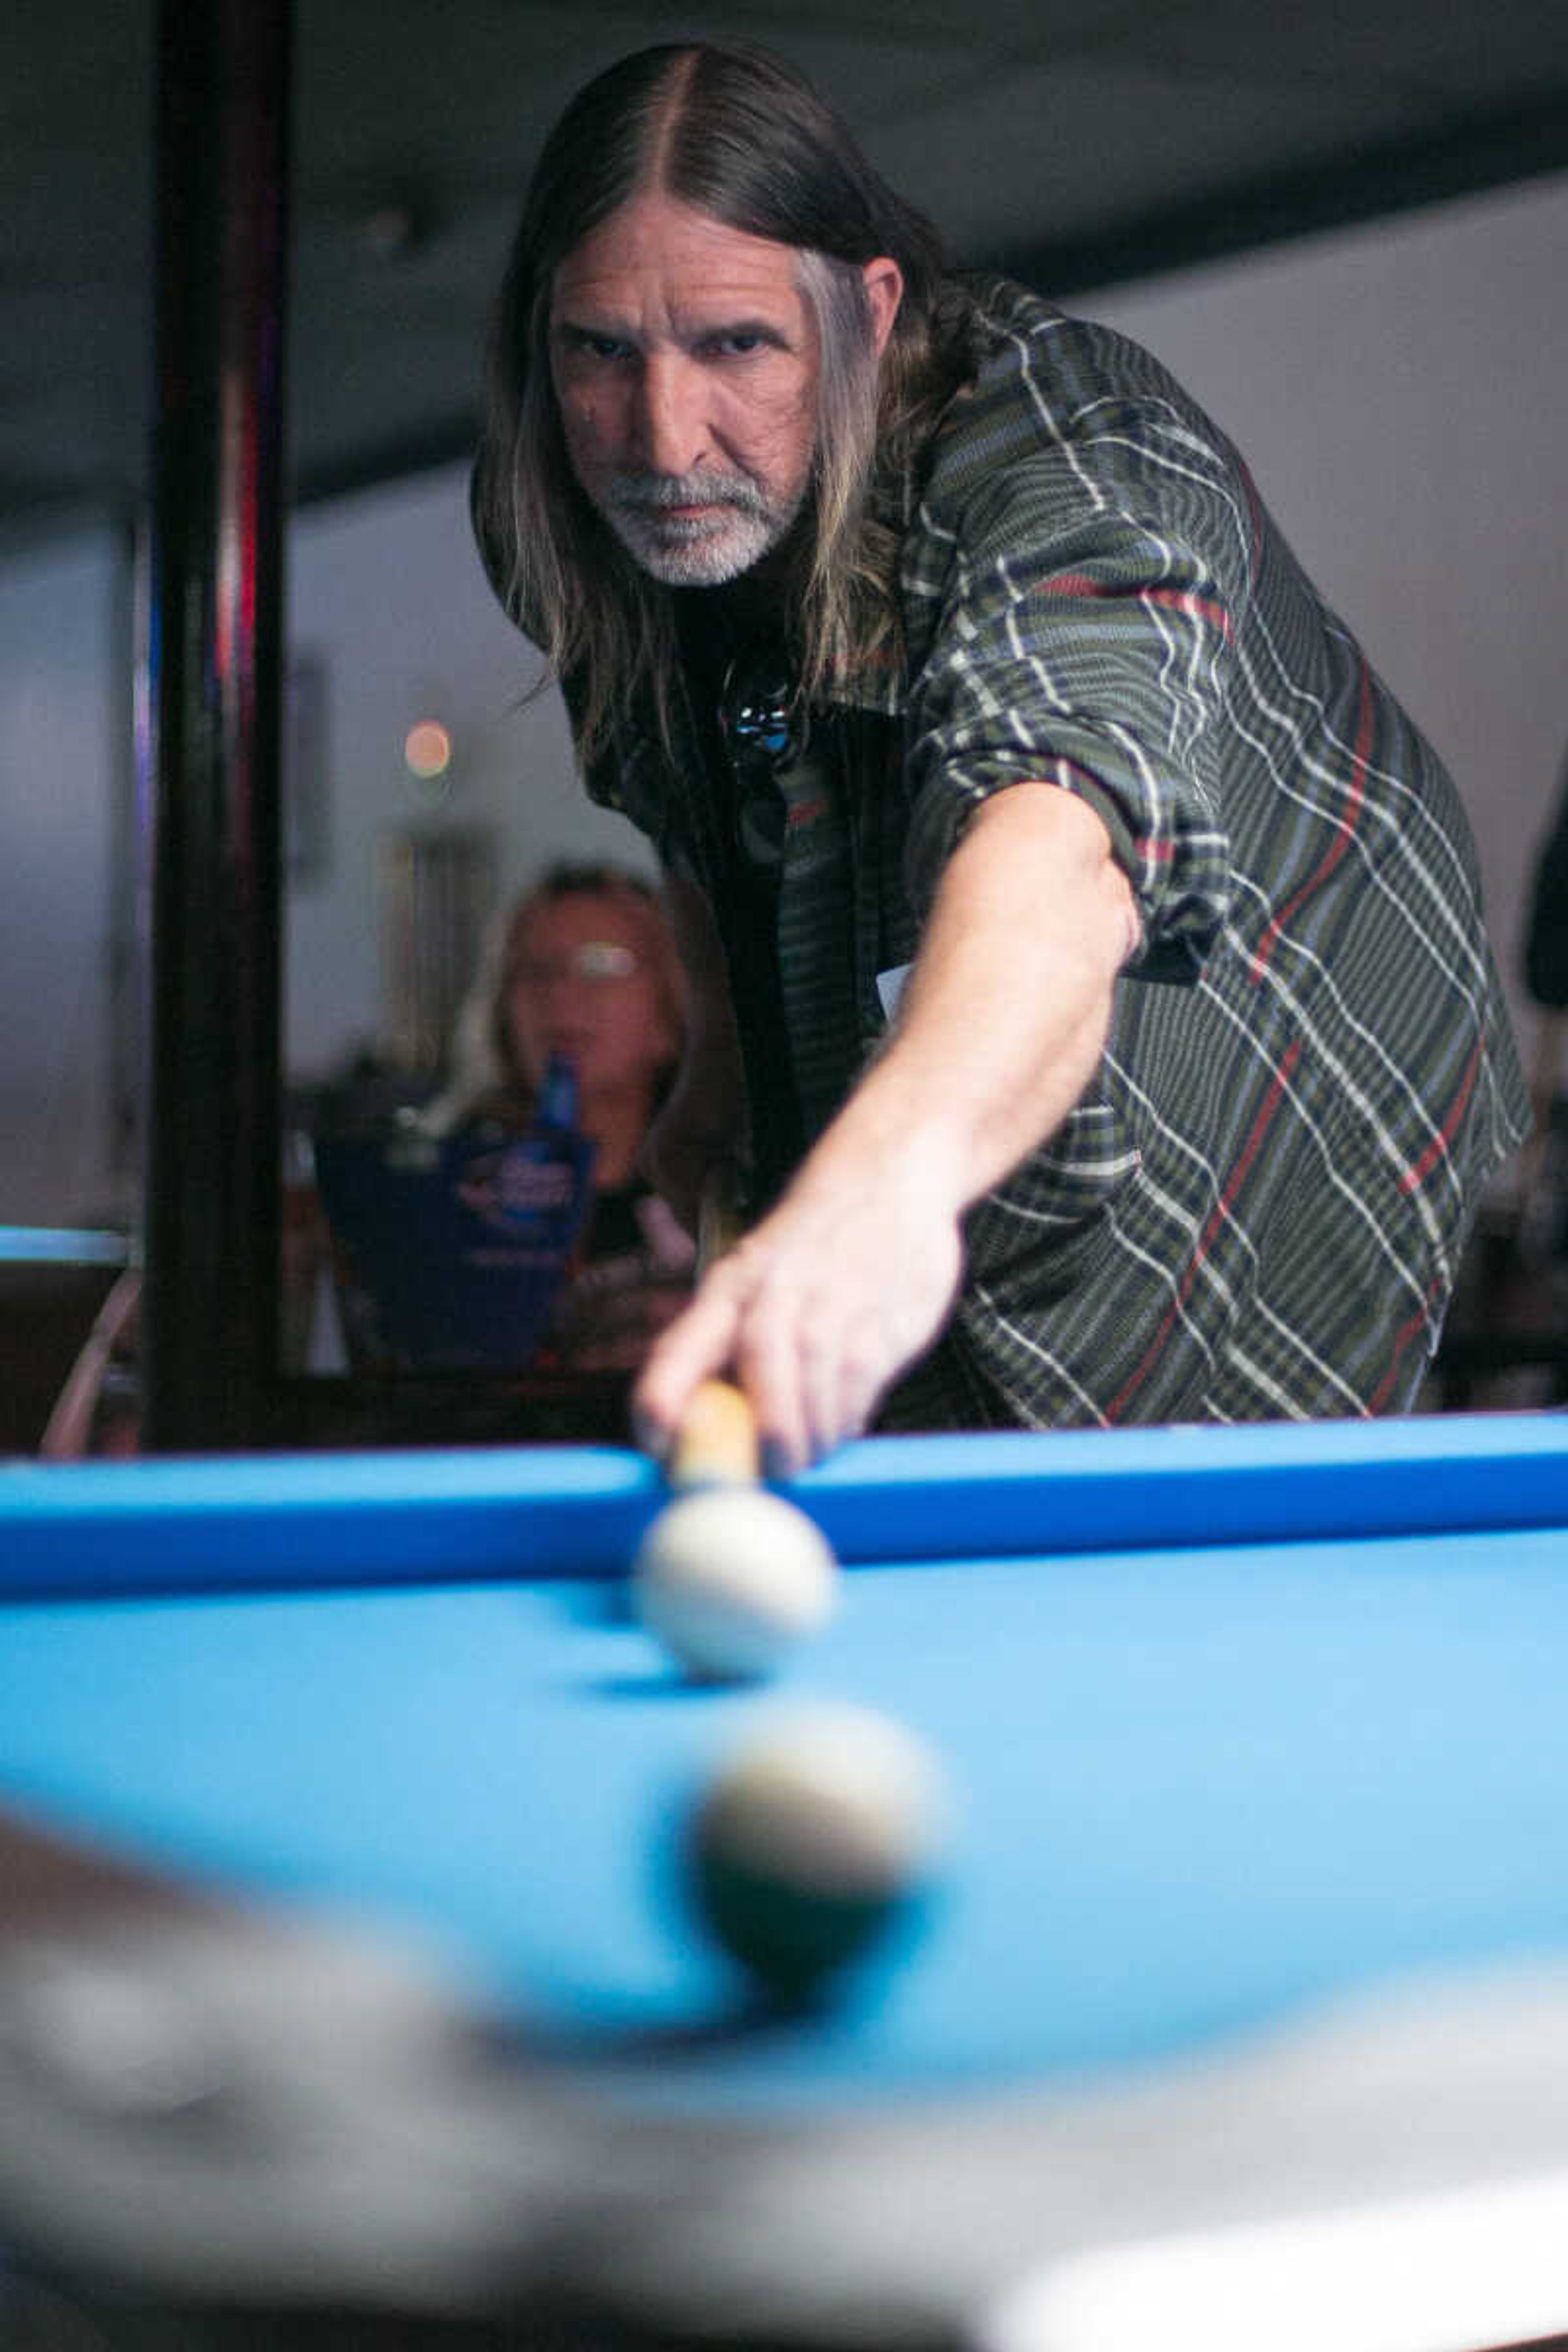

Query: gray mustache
[608,472,766,517]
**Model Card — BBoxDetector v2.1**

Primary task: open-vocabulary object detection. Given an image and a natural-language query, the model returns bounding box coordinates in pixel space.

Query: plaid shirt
[568,276,1529,1426]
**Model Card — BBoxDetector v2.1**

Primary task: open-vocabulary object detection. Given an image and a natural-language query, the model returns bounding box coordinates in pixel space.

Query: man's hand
[633,1137,965,1474]
[634,781,1139,1470]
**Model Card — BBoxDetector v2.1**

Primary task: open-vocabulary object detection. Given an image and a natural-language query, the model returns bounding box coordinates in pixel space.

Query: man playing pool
[472,42,1528,1472]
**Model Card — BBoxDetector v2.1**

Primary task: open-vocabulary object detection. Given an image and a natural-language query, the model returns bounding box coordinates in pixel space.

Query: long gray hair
[472,43,970,766]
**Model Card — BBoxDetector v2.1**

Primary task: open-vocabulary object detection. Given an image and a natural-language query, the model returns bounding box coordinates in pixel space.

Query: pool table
[4,1412,1568,2350]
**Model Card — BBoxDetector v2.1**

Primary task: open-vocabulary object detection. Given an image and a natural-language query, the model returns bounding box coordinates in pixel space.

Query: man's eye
[562,331,630,362]
[715,333,763,356]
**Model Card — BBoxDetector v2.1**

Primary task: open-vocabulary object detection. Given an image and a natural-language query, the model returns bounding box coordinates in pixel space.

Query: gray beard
[602,468,806,586]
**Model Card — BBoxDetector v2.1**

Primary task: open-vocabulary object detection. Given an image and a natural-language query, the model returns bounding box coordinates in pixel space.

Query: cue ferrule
[669,1378,761,1490]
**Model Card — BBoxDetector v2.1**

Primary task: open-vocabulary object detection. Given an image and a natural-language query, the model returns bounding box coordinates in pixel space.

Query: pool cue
[668,1159,759,1491]
[637,1169,844,1679]
[664,1165,844,1547]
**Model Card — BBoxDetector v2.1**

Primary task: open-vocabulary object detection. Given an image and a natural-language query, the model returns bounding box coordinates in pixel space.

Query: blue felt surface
[4,1519,1568,2110]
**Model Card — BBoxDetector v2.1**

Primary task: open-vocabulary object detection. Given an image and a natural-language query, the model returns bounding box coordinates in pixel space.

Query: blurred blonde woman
[427,862,695,1372]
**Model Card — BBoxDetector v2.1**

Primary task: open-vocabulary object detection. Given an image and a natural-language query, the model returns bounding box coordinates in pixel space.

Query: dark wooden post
[140,0,291,1449]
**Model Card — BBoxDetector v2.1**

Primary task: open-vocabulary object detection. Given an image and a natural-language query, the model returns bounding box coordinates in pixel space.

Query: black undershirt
[674,593,806,1202]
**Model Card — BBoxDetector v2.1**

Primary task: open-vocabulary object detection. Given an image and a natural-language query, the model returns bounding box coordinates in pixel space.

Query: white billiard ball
[685,1704,954,2000]
[633,1486,839,1681]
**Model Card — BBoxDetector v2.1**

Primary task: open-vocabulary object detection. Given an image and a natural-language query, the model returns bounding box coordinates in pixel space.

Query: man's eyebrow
[552,311,637,340]
[697,315,794,345]
[552,309,797,348]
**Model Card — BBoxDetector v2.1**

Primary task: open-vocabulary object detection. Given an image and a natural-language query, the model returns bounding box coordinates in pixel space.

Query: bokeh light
[403,719,452,780]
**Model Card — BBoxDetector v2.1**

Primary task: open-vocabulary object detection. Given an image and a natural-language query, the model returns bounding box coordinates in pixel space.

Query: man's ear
[861,256,904,356]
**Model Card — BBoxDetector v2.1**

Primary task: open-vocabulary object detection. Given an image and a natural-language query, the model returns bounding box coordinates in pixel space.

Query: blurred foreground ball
[686,1704,953,2000]
[634,1486,838,1680]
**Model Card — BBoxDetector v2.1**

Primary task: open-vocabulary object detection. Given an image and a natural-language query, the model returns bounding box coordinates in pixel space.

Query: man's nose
[635,356,708,477]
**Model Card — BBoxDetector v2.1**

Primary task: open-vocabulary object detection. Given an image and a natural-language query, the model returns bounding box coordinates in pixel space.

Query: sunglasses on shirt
[718,655,810,871]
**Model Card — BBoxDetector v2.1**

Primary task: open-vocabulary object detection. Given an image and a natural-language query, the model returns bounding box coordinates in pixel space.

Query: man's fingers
[734,1305,816,1479]
[630,1275,744,1459]
[793,1326,862,1472]
[735,1281,884,1474]
[633,1189,960,1473]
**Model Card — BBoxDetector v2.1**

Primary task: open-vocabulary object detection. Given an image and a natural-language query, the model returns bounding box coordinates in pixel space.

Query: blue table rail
[4,1409,1568,1599]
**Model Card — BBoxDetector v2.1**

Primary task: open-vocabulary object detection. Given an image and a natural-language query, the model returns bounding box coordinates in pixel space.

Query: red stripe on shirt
[1366,1272,1446,1410]
[1106,1036,1303,1421]
[1247,661,1373,984]
[1036,574,1232,639]
[1399,1033,1485,1195]
[1143,586,1233,639]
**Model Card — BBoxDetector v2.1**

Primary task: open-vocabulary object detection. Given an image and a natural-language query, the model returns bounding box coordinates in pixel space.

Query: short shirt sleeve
[900,344,1254,982]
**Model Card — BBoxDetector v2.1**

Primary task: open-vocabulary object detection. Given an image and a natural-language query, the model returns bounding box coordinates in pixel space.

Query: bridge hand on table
[632,1160,964,1477]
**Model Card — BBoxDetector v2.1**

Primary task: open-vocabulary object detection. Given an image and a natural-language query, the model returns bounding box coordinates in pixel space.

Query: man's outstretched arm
[633,780,1140,1471]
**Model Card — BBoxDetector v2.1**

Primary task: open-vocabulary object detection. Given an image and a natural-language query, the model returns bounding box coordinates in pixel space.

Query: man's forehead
[551,192,804,313]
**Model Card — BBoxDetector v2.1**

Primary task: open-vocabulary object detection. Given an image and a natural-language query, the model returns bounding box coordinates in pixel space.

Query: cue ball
[633,1486,839,1680]
[685,1704,953,1998]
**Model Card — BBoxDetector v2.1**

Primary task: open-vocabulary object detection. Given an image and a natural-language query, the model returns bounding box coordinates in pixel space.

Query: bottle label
[314,1117,597,1371]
